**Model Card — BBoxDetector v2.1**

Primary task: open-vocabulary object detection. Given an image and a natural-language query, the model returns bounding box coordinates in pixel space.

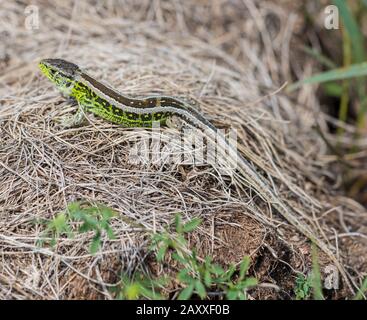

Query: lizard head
[39,59,81,96]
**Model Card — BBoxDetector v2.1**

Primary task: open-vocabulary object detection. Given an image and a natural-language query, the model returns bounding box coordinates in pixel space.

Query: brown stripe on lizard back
[81,72,152,108]
[81,73,193,110]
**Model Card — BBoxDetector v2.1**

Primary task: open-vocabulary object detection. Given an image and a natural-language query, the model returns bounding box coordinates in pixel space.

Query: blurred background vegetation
[296,0,367,206]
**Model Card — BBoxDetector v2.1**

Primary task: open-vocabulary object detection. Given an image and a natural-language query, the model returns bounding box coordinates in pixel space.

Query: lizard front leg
[57,99,88,128]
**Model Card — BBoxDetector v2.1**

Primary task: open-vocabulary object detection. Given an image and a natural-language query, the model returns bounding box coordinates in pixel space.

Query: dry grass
[0,0,366,299]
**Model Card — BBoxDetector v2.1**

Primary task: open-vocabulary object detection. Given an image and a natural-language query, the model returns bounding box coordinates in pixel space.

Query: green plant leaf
[175,213,183,233]
[125,283,140,300]
[67,201,81,215]
[353,277,367,300]
[177,269,193,283]
[90,235,101,254]
[195,280,207,299]
[100,205,117,217]
[239,292,247,300]
[50,238,57,247]
[138,283,164,300]
[172,252,187,264]
[287,62,367,92]
[225,264,236,279]
[333,0,365,64]
[311,243,324,300]
[322,82,343,97]
[294,273,311,300]
[226,289,238,300]
[301,46,337,69]
[239,256,251,280]
[204,270,212,287]
[175,235,187,248]
[156,244,168,262]
[211,264,225,276]
[241,277,258,289]
[53,213,68,233]
[178,283,194,300]
[182,218,202,233]
[105,225,116,240]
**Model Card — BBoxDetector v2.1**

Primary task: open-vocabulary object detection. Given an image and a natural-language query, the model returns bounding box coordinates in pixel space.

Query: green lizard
[38,58,352,291]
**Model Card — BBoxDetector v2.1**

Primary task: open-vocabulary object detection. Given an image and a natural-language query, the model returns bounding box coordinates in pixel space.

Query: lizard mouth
[39,61,75,96]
